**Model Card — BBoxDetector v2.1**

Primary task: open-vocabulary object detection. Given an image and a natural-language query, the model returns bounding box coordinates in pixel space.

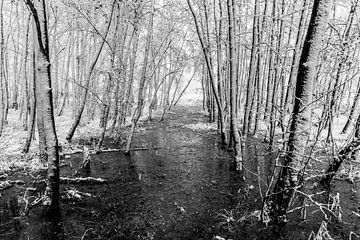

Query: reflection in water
[127,110,244,239]
[2,107,356,239]
[0,197,21,238]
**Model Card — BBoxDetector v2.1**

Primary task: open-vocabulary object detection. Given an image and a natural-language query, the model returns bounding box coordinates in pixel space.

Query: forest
[0,0,359,239]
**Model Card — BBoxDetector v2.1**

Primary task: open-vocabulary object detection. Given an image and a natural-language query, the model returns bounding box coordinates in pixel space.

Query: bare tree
[25,0,61,217]
[263,0,332,223]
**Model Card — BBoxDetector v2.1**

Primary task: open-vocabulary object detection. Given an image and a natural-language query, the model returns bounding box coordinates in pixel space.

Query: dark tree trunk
[263,0,332,223]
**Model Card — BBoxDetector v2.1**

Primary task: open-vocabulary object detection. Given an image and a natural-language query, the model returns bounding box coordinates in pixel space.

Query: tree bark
[227,0,242,169]
[243,0,259,135]
[25,0,61,218]
[284,0,308,113]
[264,0,332,223]
[22,34,37,154]
[0,0,4,136]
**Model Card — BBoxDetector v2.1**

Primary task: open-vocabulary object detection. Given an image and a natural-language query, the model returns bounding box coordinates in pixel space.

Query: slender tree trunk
[227,0,242,169]
[322,112,360,187]
[269,0,285,149]
[51,6,59,108]
[120,23,139,126]
[214,0,227,143]
[111,7,128,128]
[57,27,73,116]
[66,1,115,141]
[22,46,36,154]
[0,0,4,136]
[187,0,226,144]
[243,0,259,135]
[264,1,277,122]
[125,0,154,153]
[284,0,308,113]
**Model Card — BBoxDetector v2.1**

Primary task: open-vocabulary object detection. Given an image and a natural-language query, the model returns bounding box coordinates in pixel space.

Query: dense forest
[0,0,360,239]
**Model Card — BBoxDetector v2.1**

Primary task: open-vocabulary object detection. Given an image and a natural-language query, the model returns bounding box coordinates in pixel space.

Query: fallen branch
[63,146,165,156]
[63,187,93,201]
[352,211,360,218]
[0,180,25,191]
[60,176,107,184]
[63,149,83,156]
[95,147,164,153]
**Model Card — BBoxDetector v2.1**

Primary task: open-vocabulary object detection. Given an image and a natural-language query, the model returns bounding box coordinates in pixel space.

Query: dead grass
[0,109,108,175]
[184,122,217,131]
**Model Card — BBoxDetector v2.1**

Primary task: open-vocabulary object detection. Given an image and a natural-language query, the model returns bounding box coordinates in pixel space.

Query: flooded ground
[0,106,359,239]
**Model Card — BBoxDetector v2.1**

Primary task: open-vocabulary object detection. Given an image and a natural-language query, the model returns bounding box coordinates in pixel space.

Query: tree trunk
[321,112,360,187]
[26,0,61,218]
[243,0,259,135]
[22,35,37,154]
[264,0,332,223]
[66,1,115,141]
[284,0,308,113]
[227,0,242,169]
[125,0,154,153]
[119,21,139,126]
[57,27,73,116]
[187,0,226,144]
[0,0,4,136]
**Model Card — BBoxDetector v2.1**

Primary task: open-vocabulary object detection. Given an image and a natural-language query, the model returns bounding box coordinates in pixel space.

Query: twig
[81,228,94,240]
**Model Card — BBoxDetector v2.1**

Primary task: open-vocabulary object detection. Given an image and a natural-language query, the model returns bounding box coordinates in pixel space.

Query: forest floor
[0,105,360,239]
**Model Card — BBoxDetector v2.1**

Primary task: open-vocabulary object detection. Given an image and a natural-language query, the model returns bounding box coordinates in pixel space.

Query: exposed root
[20,187,45,216]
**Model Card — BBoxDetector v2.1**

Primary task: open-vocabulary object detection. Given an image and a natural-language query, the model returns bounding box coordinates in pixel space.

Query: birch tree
[25,0,60,217]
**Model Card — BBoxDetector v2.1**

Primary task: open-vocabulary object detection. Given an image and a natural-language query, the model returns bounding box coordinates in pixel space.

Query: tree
[125,0,154,153]
[0,0,4,137]
[187,0,226,144]
[263,0,332,223]
[25,0,60,218]
[65,1,115,142]
[321,111,360,187]
[227,0,242,168]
